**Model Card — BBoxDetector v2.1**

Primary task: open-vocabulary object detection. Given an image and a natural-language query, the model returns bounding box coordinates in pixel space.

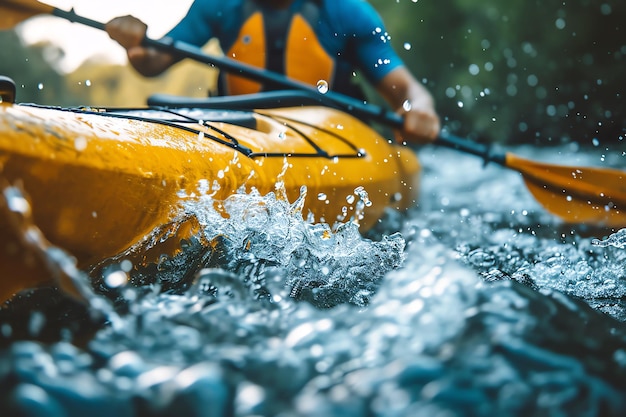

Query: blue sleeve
[338,0,404,83]
[166,0,219,46]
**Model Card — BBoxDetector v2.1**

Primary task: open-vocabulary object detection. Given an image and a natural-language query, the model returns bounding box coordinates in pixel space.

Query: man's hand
[395,96,440,145]
[105,15,147,54]
[377,66,441,145]
[105,15,174,77]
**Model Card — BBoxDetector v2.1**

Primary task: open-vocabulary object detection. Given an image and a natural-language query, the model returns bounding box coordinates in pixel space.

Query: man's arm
[376,66,440,145]
[105,15,176,77]
[335,0,440,144]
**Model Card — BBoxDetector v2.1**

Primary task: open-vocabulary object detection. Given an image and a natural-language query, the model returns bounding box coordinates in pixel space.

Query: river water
[1,142,626,417]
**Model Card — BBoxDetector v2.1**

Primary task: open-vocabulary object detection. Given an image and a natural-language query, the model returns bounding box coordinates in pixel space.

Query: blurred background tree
[0,30,75,105]
[0,0,624,145]
[0,28,218,108]
[370,0,625,145]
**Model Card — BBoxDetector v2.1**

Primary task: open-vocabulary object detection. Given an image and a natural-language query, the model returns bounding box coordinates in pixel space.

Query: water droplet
[527,74,539,87]
[278,131,286,140]
[467,249,496,268]
[29,311,45,336]
[105,270,128,288]
[317,193,327,201]
[317,80,329,94]
[592,229,626,248]
[402,100,412,112]
[403,42,412,51]
[37,83,43,90]
[197,179,210,195]
[4,187,30,214]
[354,186,372,207]
[74,136,87,151]
[120,259,133,272]
[555,18,566,29]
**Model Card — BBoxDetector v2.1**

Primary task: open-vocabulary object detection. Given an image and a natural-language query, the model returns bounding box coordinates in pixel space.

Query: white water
[1,143,626,416]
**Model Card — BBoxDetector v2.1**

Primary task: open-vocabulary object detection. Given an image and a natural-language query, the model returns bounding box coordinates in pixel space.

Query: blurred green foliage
[371,0,625,145]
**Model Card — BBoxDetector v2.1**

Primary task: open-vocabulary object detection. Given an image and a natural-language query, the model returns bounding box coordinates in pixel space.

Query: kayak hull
[0,101,420,301]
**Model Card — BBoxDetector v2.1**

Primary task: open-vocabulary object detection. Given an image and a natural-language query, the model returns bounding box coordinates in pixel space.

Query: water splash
[3,145,626,416]
[0,184,123,340]
[178,184,405,309]
[592,229,626,248]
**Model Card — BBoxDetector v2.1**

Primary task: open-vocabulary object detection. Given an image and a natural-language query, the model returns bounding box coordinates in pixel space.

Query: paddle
[3,0,626,228]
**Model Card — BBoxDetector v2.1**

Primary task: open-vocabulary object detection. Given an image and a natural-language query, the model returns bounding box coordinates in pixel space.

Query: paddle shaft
[50,7,106,30]
[51,7,508,165]
[50,8,396,120]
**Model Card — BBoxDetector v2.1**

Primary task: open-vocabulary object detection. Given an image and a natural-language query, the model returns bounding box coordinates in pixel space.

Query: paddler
[105,0,440,145]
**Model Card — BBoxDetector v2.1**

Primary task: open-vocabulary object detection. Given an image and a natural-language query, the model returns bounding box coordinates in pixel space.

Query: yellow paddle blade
[0,0,54,29]
[505,152,626,227]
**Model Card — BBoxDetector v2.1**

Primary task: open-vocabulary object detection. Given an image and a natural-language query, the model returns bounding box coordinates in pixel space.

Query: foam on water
[414,144,626,321]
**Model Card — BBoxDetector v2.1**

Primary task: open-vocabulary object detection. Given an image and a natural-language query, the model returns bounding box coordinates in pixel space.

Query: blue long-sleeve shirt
[167,0,403,92]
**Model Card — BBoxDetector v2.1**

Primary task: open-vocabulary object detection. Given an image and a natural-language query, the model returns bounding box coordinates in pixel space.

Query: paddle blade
[505,153,626,227]
[0,0,54,29]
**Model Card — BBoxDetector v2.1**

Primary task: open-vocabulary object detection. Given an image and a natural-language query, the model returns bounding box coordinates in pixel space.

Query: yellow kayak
[0,89,420,302]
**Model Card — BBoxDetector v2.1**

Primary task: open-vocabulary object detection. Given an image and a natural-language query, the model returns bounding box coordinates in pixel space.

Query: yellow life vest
[223,0,335,95]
